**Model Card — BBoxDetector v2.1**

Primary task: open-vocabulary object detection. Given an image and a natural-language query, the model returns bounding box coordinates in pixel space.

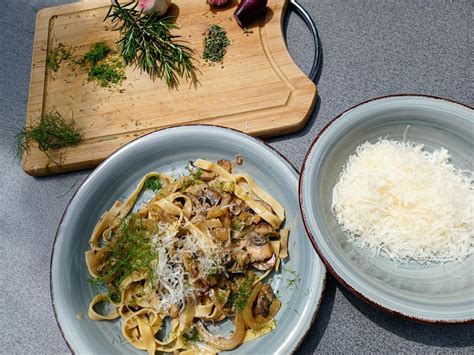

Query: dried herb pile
[203,24,230,64]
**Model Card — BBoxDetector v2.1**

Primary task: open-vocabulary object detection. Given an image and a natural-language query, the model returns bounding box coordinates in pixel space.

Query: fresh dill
[143,176,162,191]
[191,168,203,181]
[15,110,82,159]
[83,41,112,65]
[231,275,254,311]
[79,42,126,87]
[87,58,126,87]
[47,43,71,72]
[203,24,230,64]
[232,222,242,232]
[105,1,197,88]
[89,216,158,302]
[184,328,201,343]
[285,267,301,290]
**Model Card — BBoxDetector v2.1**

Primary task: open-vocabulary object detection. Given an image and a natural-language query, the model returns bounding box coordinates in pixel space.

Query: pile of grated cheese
[332,139,474,264]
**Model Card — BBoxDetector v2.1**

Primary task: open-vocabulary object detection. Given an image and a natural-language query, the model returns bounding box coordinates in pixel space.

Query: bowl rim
[299,94,474,325]
[50,123,327,353]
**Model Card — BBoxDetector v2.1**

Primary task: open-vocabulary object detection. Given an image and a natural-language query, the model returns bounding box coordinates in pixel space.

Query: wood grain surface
[24,0,316,176]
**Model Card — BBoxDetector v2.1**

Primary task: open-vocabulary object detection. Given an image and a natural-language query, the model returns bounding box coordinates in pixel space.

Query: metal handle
[284,0,322,83]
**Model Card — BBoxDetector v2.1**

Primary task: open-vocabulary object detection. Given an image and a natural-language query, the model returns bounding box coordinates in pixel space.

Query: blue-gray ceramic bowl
[300,95,473,323]
[51,125,326,353]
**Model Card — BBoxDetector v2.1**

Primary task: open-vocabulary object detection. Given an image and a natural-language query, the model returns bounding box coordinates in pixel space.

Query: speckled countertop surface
[0,0,472,353]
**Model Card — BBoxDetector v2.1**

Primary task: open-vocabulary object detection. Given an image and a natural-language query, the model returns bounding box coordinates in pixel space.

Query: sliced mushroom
[255,222,279,238]
[253,284,275,318]
[231,154,244,169]
[245,232,273,262]
[217,159,232,173]
[251,253,276,271]
[200,171,218,181]
[196,187,221,206]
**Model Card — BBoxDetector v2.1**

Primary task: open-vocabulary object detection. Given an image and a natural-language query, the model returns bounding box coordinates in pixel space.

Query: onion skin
[233,0,268,28]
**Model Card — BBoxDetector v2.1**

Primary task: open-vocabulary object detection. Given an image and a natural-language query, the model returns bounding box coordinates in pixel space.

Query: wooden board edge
[23,0,318,176]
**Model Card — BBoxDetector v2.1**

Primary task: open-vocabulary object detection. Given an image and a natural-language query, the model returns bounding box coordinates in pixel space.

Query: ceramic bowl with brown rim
[299,95,474,323]
[51,125,326,353]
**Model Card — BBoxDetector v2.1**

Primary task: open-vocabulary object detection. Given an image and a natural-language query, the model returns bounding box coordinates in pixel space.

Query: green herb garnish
[47,43,71,72]
[184,328,201,343]
[89,216,158,302]
[87,58,126,87]
[192,168,203,181]
[105,1,197,88]
[232,222,242,232]
[83,41,112,65]
[232,275,254,311]
[15,110,82,159]
[203,24,230,64]
[144,176,162,192]
[286,268,301,290]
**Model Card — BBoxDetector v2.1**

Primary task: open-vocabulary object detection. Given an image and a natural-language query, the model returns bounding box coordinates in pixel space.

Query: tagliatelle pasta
[85,158,289,354]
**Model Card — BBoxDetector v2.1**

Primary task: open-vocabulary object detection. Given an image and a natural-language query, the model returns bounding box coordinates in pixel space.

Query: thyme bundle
[105,1,197,88]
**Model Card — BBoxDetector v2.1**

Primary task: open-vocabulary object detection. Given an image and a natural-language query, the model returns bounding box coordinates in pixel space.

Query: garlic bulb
[138,0,172,16]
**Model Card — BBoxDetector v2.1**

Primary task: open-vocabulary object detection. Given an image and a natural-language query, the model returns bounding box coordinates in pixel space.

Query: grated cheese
[332,139,474,264]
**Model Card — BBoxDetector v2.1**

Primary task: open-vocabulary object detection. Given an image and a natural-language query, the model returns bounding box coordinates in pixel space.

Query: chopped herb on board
[82,41,112,65]
[79,42,126,88]
[203,24,230,64]
[47,43,71,72]
[87,58,126,87]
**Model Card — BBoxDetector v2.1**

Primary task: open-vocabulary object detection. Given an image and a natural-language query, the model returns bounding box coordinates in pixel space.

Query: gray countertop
[1,0,472,353]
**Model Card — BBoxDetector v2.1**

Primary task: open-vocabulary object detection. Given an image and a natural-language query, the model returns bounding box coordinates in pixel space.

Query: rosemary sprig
[105,1,197,88]
[15,110,82,159]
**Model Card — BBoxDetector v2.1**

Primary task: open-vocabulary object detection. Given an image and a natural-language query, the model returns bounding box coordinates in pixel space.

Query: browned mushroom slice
[253,284,275,318]
[200,171,218,181]
[184,192,200,207]
[231,154,244,169]
[255,222,279,238]
[217,159,232,173]
[245,232,273,262]
[196,187,221,206]
[251,253,276,271]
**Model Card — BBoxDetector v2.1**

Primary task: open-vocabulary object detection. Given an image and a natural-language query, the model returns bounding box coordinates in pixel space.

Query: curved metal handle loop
[284,0,322,83]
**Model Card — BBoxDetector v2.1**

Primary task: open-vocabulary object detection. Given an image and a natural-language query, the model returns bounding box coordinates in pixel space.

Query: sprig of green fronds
[89,216,159,302]
[105,1,197,88]
[15,110,83,159]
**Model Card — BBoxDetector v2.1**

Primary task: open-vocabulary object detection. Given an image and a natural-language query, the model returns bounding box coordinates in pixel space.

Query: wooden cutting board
[24,0,317,176]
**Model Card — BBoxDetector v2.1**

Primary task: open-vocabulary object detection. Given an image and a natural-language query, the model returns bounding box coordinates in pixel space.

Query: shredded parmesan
[332,139,474,264]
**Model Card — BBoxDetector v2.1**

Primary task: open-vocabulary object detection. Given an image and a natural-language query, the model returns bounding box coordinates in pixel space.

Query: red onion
[208,0,229,6]
[233,0,268,27]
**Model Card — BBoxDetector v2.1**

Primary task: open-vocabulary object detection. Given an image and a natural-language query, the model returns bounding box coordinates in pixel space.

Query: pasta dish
[85,157,289,353]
